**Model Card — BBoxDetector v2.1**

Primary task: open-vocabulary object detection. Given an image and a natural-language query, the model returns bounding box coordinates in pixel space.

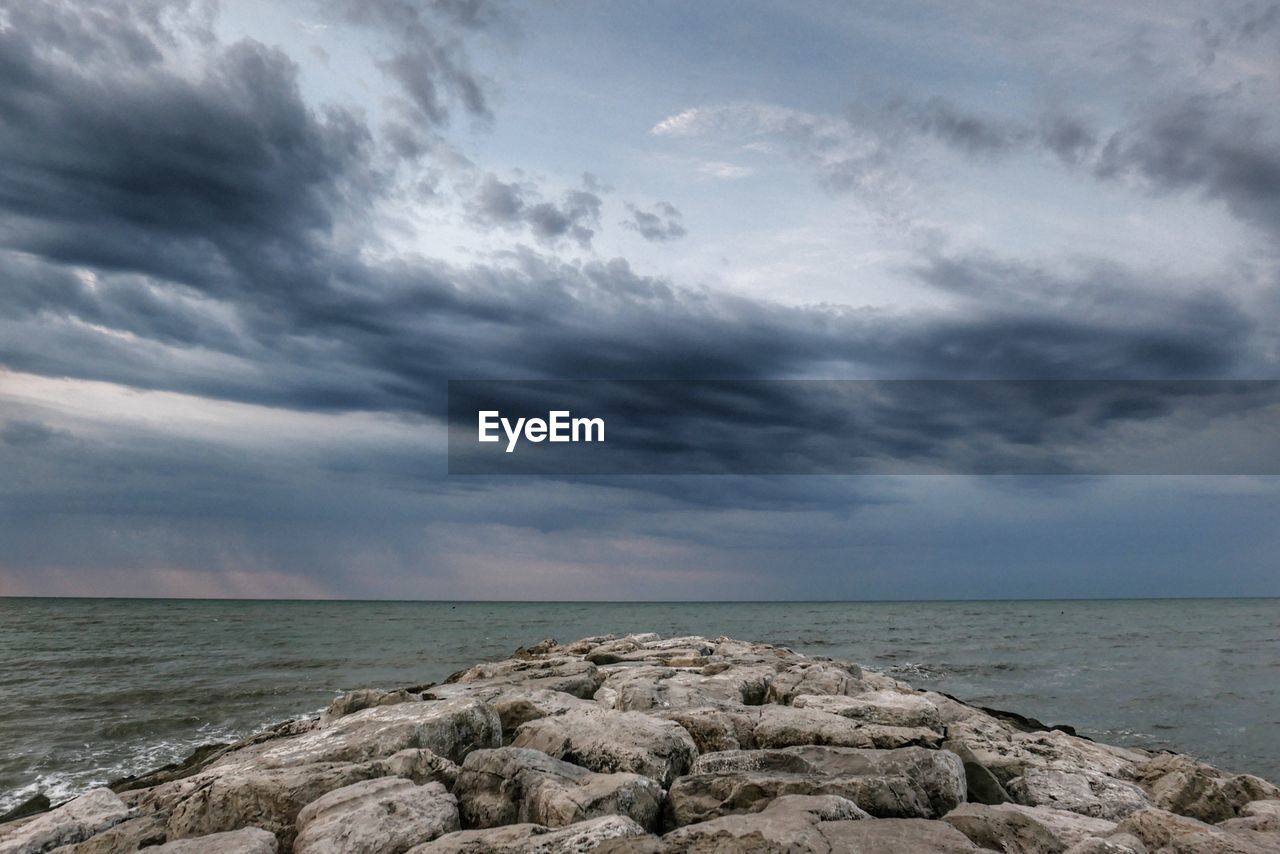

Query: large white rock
[0,789,129,854]
[146,827,278,853]
[1008,767,1151,820]
[293,778,459,854]
[407,815,649,853]
[511,707,697,787]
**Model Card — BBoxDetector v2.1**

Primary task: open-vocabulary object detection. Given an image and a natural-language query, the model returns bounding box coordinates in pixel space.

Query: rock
[751,705,877,749]
[947,741,1013,805]
[52,815,167,853]
[1007,767,1151,820]
[161,750,456,849]
[0,789,129,854]
[0,795,50,825]
[765,662,864,705]
[658,794,869,852]
[1062,834,1149,854]
[145,826,279,853]
[945,718,1147,786]
[697,745,965,815]
[511,708,697,787]
[254,698,501,768]
[817,818,981,852]
[670,746,965,824]
[452,747,662,831]
[592,664,773,711]
[489,691,596,743]
[944,802,1118,853]
[1115,806,1280,854]
[320,690,418,725]
[1134,753,1280,823]
[408,815,649,853]
[793,691,943,730]
[451,657,603,699]
[292,778,458,854]
[1220,799,1280,833]
[654,708,757,753]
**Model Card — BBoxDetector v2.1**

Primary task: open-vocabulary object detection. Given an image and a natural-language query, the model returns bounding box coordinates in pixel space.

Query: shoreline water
[2,598,1277,816]
[3,629,1278,853]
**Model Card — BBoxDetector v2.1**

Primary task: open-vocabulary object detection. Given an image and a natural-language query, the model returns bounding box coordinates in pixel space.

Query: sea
[1,597,1277,813]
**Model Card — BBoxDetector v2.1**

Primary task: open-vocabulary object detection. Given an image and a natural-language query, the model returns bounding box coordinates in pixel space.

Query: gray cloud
[468,174,602,246]
[622,201,687,242]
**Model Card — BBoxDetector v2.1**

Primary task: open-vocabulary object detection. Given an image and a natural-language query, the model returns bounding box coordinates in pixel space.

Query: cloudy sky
[1,0,1278,599]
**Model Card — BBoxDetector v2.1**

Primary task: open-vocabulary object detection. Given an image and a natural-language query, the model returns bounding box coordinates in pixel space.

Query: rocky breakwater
[3,633,1280,853]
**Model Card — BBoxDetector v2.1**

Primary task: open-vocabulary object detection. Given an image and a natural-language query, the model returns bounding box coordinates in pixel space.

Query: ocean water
[1,597,1277,813]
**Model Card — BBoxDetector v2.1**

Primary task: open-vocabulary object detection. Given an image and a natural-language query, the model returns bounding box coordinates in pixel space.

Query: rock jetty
[3,633,1279,853]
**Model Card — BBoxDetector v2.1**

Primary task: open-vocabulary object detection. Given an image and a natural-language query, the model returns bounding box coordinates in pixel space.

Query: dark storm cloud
[885,96,1031,157]
[0,0,1274,500]
[622,201,687,242]
[467,174,603,246]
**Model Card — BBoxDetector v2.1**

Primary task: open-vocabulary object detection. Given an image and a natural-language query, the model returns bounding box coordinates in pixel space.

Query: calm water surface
[1,598,1277,812]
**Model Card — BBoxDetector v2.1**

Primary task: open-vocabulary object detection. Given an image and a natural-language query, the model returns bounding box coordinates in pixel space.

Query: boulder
[52,814,167,853]
[452,747,662,831]
[793,691,943,731]
[592,664,772,711]
[0,789,129,854]
[145,826,279,853]
[1115,806,1280,854]
[1061,835,1149,854]
[161,749,457,849]
[654,707,757,753]
[765,663,864,705]
[658,794,869,852]
[817,818,981,852]
[670,746,965,825]
[1219,799,1280,833]
[254,699,501,768]
[408,815,649,853]
[511,708,697,787]
[292,778,458,853]
[450,657,603,699]
[751,705,877,749]
[1008,767,1151,820]
[1134,753,1280,823]
[944,802,1118,854]
[944,718,1147,787]
[693,745,965,816]
[320,690,419,725]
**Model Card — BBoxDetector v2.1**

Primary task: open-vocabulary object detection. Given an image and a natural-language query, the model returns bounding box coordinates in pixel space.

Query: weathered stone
[254,698,501,768]
[1061,834,1149,854]
[1219,799,1280,833]
[793,691,943,730]
[145,826,279,853]
[1116,806,1280,854]
[452,657,603,699]
[944,802,1118,854]
[817,818,981,852]
[408,815,649,853]
[292,778,458,854]
[512,708,697,787]
[655,707,757,753]
[751,705,877,749]
[0,789,129,854]
[320,690,418,725]
[51,814,167,854]
[452,747,662,831]
[946,717,1149,788]
[1008,767,1151,820]
[1134,753,1280,823]
[671,746,965,824]
[765,663,864,705]
[658,794,869,852]
[593,664,773,711]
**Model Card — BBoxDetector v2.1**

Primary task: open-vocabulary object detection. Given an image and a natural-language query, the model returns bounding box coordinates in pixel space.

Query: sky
[1,0,1278,599]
